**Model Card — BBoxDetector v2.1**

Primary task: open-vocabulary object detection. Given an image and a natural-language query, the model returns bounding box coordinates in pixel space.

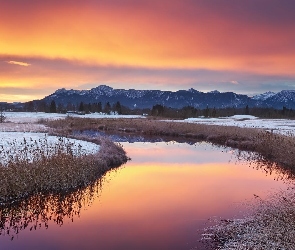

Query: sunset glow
[1,1,295,102]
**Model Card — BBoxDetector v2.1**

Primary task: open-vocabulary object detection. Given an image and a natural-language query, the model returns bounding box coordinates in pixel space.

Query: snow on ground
[4,112,146,123]
[169,115,295,136]
[5,112,65,123]
[226,115,257,120]
[2,112,295,137]
[0,132,100,165]
[0,123,48,132]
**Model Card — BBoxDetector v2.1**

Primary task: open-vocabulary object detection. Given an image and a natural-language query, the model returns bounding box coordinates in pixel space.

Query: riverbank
[0,132,128,205]
[44,117,295,172]
[202,187,295,249]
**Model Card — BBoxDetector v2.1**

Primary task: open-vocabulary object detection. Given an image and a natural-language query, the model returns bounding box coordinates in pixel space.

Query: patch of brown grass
[0,136,128,205]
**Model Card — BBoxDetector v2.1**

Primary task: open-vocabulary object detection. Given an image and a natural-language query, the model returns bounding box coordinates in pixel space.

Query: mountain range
[39,85,295,110]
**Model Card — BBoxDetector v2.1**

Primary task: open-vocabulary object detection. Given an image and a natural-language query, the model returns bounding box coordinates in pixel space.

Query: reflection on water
[73,130,200,144]
[0,177,106,240]
[236,150,295,184]
[0,141,293,250]
[74,130,295,181]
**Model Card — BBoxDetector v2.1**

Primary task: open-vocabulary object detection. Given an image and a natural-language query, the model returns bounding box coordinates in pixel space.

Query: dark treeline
[3,100,295,119]
[22,101,107,114]
[150,104,295,119]
[18,100,149,116]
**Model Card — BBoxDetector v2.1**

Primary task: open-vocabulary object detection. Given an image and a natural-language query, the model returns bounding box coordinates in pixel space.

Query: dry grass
[0,135,128,205]
[202,188,295,249]
[43,117,295,171]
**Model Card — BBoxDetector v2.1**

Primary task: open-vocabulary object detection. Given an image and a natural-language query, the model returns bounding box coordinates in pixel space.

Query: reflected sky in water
[1,142,289,250]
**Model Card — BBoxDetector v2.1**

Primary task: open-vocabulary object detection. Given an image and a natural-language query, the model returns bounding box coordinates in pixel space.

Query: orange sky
[1,0,295,102]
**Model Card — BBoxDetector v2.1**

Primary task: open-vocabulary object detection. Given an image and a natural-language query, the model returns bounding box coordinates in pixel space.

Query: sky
[1,0,295,102]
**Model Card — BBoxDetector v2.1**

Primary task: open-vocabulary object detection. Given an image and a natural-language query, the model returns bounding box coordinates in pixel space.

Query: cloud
[7,60,31,67]
[0,55,294,102]
[1,0,295,75]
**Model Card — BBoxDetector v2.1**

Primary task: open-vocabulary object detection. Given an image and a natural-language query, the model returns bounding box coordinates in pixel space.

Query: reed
[0,136,128,205]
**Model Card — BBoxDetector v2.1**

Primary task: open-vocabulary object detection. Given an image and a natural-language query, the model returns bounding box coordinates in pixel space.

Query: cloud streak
[7,60,31,67]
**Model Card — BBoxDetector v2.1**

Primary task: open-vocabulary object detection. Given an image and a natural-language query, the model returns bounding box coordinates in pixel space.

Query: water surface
[0,141,289,250]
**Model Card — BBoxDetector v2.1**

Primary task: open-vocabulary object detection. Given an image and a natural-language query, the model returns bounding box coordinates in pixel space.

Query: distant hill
[36,85,295,110]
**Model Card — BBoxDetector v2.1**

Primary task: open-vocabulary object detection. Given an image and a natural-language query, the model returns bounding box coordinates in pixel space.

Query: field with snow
[1,112,295,136]
[0,112,145,133]
[0,112,112,161]
[0,112,144,164]
[181,115,295,136]
[4,112,145,124]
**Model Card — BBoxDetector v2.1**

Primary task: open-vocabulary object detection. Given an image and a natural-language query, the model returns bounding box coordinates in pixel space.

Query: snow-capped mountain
[39,85,295,109]
[252,91,276,101]
[264,90,295,109]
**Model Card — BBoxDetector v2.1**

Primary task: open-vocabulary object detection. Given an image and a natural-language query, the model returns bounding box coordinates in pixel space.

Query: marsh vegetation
[0,135,128,205]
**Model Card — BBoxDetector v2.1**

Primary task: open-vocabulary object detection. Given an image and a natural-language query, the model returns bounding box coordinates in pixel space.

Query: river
[0,141,289,250]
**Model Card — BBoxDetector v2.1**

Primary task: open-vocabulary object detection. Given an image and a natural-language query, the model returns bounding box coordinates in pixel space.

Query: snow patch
[0,132,100,165]
[230,115,258,120]
[170,116,295,136]
[4,112,146,123]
